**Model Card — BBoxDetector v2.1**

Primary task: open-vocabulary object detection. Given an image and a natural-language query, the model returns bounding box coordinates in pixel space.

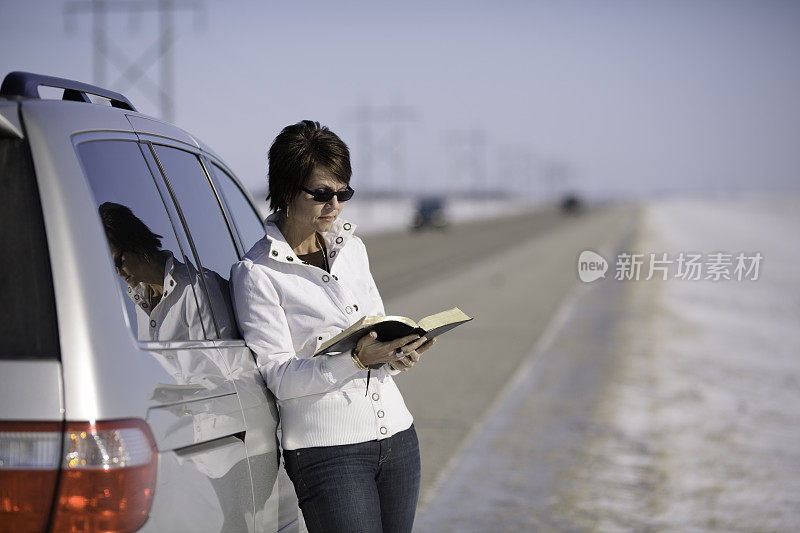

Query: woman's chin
[316,216,336,228]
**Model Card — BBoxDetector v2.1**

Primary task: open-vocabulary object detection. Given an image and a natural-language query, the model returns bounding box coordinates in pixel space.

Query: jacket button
[353,304,358,311]
[379,427,387,435]
[318,336,323,340]
[343,223,351,230]
[287,256,294,261]
[345,306,353,314]
[377,410,384,418]
[371,393,379,401]
[335,237,343,244]
[142,302,149,309]
[170,280,175,286]
[332,275,338,281]
[134,295,140,301]
[330,251,336,258]
[271,250,278,256]
[127,287,132,294]
[150,320,157,328]
[322,275,330,282]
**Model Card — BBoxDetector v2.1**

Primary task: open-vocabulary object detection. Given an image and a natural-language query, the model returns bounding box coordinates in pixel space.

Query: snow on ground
[585,195,800,531]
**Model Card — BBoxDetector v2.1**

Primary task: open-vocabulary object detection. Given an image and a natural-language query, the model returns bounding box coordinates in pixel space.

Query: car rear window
[0,135,60,359]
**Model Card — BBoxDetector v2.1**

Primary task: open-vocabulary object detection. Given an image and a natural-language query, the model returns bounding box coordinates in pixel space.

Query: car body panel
[0,102,23,138]
[127,114,199,149]
[20,101,162,422]
[0,361,63,420]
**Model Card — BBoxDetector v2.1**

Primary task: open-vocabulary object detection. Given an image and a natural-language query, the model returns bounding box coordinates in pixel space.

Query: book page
[417,307,472,332]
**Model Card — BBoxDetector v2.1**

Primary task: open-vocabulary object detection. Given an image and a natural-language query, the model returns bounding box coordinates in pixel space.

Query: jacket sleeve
[230,261,362,401]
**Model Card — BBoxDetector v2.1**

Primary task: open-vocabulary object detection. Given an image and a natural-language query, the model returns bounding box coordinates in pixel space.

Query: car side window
[151,145,241,340]
[207,162,266,255]
[76,140,212,342]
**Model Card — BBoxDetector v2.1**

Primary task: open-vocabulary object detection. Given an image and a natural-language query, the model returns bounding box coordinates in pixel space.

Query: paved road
[413,229,639,532]
[363,205,640,507]
[363,207,577,301]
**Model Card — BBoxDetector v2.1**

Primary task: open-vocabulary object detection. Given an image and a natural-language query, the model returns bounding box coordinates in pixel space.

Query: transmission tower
[446,128,488,197]
[64,0,203,122]
[350,100,417,197]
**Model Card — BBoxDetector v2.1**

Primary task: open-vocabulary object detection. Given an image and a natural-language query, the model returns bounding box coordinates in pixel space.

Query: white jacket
[127,251,236,342]
[230,214,413,450]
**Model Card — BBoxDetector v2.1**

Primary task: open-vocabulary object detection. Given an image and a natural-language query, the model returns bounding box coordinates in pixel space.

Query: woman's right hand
[353,331,425,367]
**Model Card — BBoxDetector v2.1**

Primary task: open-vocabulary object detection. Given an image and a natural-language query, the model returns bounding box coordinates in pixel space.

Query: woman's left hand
[388,337,436,372]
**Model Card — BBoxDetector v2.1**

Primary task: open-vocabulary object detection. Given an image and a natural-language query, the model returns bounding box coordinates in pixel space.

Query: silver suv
[0,71,304,532]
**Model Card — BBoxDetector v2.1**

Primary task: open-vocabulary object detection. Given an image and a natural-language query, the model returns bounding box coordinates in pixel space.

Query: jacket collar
[263,212,357,265]
[125,251,188,310]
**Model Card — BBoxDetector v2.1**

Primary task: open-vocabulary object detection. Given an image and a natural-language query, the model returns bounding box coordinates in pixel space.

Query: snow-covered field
[589,195,800,530]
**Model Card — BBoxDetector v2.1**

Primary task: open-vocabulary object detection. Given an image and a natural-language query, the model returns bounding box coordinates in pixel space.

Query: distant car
[560,193,583,214]
[0,72,305,532]
[411,196,448,231]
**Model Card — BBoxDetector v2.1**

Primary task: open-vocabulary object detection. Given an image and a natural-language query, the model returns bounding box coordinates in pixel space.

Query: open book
[313,307,472,356]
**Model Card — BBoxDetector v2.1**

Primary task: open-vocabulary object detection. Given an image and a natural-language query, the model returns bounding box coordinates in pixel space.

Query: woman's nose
[327,196,340,209]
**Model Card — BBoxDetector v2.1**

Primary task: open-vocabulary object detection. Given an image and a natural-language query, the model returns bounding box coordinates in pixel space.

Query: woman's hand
[353,331,436,371]
[389,336,436,372]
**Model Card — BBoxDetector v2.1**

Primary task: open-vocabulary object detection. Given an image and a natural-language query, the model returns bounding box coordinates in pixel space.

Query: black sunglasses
[300,185,355,203]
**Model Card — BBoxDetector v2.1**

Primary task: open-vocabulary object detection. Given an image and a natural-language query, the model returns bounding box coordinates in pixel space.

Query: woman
[230,120,435,533]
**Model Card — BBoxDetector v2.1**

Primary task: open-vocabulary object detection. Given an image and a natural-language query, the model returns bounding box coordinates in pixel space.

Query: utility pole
[447,128,488,198]
[497,144,533,201]
[544,159,569,203]
[350,100,417,197]
[64,0,203,122]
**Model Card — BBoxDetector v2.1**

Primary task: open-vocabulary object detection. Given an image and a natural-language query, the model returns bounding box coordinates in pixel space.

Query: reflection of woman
[230,121,435,532]
[99,202,232,342]
[100,202,250,530]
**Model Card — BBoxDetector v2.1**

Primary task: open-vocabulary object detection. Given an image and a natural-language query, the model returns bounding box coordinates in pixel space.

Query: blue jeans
[283,424,421,533]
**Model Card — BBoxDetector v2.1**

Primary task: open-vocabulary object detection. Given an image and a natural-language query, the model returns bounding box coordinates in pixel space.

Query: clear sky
[2,0,799,201]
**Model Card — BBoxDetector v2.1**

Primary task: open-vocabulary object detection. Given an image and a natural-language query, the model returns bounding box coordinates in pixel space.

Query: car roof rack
[1,71,137,111]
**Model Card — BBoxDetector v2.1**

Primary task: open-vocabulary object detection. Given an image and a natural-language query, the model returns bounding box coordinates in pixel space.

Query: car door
[75,136,256,533]
[143,139,289,532]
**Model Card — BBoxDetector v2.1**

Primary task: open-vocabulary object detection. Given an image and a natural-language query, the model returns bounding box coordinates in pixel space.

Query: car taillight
[51,419,158,533]
[0,419,157,533]
[0,422,62,533]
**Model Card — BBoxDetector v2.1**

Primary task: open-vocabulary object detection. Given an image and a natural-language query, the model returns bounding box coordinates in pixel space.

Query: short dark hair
[267,120,352,212]
[99,202,163,259]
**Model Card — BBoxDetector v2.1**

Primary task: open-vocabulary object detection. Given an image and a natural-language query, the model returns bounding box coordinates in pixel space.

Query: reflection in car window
[77,140,211,341]
[208,162,266,254]
[152,145,240,340]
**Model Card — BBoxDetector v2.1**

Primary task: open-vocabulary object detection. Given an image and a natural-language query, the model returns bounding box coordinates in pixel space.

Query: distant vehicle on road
[560,192,583,214]
[411,196,448,231]
[0,71,304,532]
